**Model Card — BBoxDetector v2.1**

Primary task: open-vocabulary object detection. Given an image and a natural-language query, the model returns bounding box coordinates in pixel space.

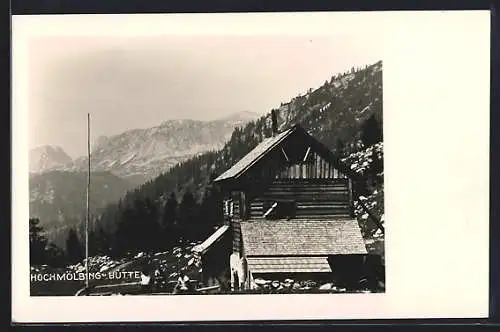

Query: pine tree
[66,228,84,264]
[336,138,345,157]
[179,191,199,241]
[46,243,66,267]
[143,197,162,252]
[114,205,136,256]
[29,218,48,265]
[360,114,383,147]
[161,192,178,247]
[199,181,223,237]
[89,226,111,256]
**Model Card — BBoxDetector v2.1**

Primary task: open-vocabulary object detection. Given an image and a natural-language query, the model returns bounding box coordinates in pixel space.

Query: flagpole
[85,113,90,289]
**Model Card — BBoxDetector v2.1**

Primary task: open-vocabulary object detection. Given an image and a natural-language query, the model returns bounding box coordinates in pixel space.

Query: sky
[23,16,383,158]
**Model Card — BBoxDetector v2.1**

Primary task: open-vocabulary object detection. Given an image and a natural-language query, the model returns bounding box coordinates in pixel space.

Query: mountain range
[29,145,73,174]
[29,111,261,184]
[29,111,260,241]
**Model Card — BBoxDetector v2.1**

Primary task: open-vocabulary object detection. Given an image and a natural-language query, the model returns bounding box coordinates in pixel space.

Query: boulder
[319,283,334,290]
[254,278,268,286]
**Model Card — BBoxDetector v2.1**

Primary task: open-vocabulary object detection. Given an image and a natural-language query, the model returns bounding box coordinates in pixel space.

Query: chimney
[271,109,278,136]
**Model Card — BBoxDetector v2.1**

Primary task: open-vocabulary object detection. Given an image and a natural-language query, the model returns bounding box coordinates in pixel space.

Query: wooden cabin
[194,116,368,291]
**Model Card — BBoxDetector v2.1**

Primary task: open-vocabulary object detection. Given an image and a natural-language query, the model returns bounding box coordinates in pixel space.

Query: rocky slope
[71,117,255,185]
[29,145,73,174]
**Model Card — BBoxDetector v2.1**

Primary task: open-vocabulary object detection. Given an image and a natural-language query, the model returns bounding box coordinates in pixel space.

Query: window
[262,200,296,220]
[223,199,234,217]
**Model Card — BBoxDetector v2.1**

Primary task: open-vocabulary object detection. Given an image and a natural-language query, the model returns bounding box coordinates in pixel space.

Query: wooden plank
[262,190,347,195]
[294,199,349,204]
[268,179,349,188]
[263,187,349,194]
[254,195,349,202]
[263,188,348,193]
[303,146,311,162]
[348,178,354,217]
[319,153,324,178]
[258,196,349,202]
[295,204,350,209]
[93,282,139,289]
[281,147,289,162]
[253,197,349,203]
[291,214,352,219]
[295,203,350,208]
[268,179,349,185]
[296,206,349,214]
[318,158,322,179]
[312,153,316,178]
[196,285,220,292]
[271,178,348,183]
[240,192,247,220]
[264,185,348,190]
[250,204,264,209]
[268,179,348,185]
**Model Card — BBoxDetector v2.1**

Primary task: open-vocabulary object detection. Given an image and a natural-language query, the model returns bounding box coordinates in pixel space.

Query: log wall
[249,179,351,219]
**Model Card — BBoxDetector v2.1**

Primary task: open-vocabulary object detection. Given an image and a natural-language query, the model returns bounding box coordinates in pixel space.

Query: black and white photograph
[12,11,490,322]
[26,28,384,297]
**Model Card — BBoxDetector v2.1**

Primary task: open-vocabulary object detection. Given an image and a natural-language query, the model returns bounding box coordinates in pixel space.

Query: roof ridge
[213,125,298,182]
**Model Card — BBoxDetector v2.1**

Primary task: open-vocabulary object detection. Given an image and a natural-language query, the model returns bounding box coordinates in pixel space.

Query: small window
[223,199,234,217]
[262,200,296,220]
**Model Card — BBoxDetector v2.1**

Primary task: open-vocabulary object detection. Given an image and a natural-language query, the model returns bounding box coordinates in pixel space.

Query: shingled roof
[240,219,367,256]
[214,126,296,182]
[246,256,332,273]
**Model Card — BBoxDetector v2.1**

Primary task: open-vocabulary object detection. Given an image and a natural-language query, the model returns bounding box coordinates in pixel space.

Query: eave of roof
[192,225,230,255]
[246,256,332,273]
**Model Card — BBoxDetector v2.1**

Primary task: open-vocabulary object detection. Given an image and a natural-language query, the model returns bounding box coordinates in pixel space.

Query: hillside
[29,170,135,247]
[97,61,383,246]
